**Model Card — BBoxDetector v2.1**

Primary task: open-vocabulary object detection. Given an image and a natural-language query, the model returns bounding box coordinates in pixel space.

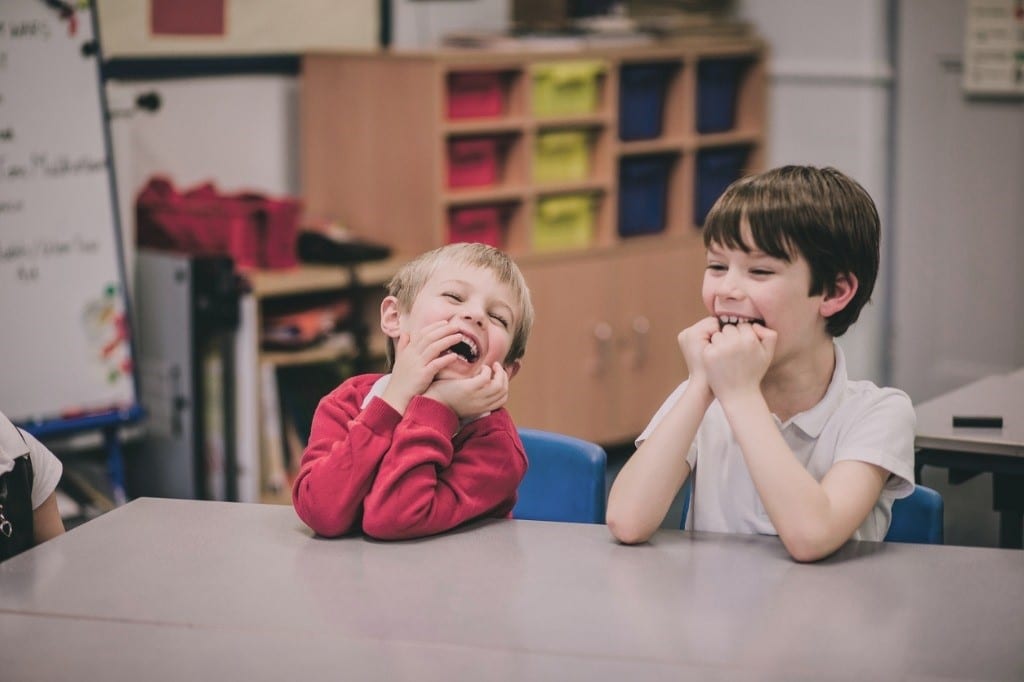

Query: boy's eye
[489,313,509,328]
[443,292,463,302]
[750,269,774,276]
[706,263,727,272]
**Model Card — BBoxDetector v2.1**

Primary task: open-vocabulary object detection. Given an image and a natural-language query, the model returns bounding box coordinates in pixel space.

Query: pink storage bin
[447,72,503,119]
[447,137,499,189]
[447,206,503,248]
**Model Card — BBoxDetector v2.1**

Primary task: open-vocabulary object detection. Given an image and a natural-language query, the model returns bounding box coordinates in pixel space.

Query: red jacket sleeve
[292,375,401,537]
[362,397,528,540]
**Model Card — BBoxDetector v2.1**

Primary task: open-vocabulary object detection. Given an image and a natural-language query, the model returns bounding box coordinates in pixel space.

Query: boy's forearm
[363,406,523,540]
[607,381,712,544]
[292,396,401,537]
[718,391,846,560]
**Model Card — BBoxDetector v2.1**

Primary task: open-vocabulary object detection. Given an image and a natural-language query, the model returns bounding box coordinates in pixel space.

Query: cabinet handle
[589,321,614,377]
[629,315,650,369]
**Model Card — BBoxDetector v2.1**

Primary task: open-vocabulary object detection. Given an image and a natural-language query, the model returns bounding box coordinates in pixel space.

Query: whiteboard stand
[2,0,145,509]
[103,424,127,506]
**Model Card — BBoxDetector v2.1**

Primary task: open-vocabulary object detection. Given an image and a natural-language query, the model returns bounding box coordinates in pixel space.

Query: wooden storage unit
[242,260,401,504]
[300,37,766,444]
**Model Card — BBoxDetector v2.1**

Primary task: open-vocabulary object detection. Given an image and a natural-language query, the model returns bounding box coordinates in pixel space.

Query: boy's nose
[462,309,485,326]
[716,270,746,299]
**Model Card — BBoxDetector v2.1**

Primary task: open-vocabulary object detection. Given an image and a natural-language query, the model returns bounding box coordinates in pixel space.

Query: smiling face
[384,263,519,380]
[702,220,832,365]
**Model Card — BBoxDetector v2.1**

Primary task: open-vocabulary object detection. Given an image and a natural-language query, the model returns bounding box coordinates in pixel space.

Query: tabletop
[914,368,1024,458]
[2,498,1023,681]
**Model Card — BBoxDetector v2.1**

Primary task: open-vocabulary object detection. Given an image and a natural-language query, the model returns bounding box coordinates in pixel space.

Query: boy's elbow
[361,514,408,541]
[606,510,654,545]
[784,541,832,563]
[778,524,841,563]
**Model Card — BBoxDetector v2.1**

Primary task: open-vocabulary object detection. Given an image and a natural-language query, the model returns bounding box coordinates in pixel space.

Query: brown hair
[385,242,534,365]
[703,165,880,337]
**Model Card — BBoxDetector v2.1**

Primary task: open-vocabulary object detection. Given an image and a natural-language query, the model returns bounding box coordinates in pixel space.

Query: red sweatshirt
[292,373,528,540]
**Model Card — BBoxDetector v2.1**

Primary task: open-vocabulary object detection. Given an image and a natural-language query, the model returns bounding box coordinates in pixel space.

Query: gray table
[2,498,1023,681]
[914,369,1024,548]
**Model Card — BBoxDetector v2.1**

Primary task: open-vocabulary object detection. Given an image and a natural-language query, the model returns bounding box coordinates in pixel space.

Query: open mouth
[718,315,766,329]
[445,337,479,363]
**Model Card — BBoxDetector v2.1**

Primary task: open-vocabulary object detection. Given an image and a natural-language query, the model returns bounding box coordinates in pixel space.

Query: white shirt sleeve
[834,387,916,499]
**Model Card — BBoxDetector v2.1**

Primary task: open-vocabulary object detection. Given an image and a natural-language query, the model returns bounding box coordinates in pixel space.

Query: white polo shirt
[636,345,915,541]
[0,411,63,510]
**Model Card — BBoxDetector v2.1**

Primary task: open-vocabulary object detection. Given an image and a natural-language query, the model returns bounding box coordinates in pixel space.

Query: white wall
[891,0,1024,402]
[735,0,893,385]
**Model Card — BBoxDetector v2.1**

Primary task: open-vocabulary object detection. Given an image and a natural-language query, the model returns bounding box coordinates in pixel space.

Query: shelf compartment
[445,67,525,120]
[618,61,680,141]
[533,129,592,184]
[618,153,678,238]
[446,71,504,120]
[533,192,601,253]
[531,60,607,118]
[445,131,525,191]
[694,145,752,226]
[696,57,755,134]
[447,204,506,248]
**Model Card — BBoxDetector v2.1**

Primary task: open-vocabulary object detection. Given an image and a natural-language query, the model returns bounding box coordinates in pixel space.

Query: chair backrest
[679,479,692,529]
[513,428,607,524]
[885,484,944,544]
[679,482,944,545]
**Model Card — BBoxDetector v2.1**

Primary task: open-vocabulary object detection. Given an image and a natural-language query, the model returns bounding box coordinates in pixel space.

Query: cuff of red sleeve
[406,395,460,437]
[361,396,404,433]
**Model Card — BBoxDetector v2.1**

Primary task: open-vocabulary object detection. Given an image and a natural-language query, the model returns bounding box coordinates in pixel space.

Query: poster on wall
[963,0,1024,96]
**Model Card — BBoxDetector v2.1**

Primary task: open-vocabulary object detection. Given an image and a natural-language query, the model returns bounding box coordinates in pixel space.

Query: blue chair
[513,428,607,524]
[885,484,944,544]
[678,479,692,529]
[680,482,944,545]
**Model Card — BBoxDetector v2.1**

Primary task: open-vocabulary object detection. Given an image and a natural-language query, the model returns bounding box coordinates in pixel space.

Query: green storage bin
[532,61,605,117]
[534,130,590,184]
[534,193,594,252]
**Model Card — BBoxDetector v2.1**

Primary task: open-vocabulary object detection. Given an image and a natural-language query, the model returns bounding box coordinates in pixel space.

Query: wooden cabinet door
[507,256,619,441]
[612,242,707,441]
[507,242,707,445]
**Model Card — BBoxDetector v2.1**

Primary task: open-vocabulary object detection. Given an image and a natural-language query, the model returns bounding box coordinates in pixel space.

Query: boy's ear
[820,273,858,318]
[505,359,521,380]
[380,296,403,339]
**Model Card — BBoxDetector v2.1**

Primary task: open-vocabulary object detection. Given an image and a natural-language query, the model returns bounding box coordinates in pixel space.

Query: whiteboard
[0,0,140,433]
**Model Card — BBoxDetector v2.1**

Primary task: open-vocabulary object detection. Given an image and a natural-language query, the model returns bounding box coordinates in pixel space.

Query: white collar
[783,342,848,438]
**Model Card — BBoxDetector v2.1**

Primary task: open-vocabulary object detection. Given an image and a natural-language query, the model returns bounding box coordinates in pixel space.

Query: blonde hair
[385,243,534,366]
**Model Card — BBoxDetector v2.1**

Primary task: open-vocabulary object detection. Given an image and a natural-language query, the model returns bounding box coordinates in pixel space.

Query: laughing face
[386,263,518,379]
[702,220,830,363]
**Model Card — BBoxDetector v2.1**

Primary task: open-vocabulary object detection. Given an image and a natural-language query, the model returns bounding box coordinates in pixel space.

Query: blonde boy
[607,166,915,561]
[294,243,534,540]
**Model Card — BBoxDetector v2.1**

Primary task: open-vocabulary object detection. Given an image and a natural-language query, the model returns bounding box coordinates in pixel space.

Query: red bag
[136,176,300,270]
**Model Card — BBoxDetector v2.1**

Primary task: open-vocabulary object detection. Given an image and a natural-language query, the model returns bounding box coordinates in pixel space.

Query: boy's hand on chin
[425,362,510,419]
[383,321,462,413]
[703,322,777,401]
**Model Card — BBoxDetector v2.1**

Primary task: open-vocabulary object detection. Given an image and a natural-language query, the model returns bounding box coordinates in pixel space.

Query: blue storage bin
[695,146,749,226]
[619,62,676,141]
[696,58,749,133]
[618,154,675,237]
